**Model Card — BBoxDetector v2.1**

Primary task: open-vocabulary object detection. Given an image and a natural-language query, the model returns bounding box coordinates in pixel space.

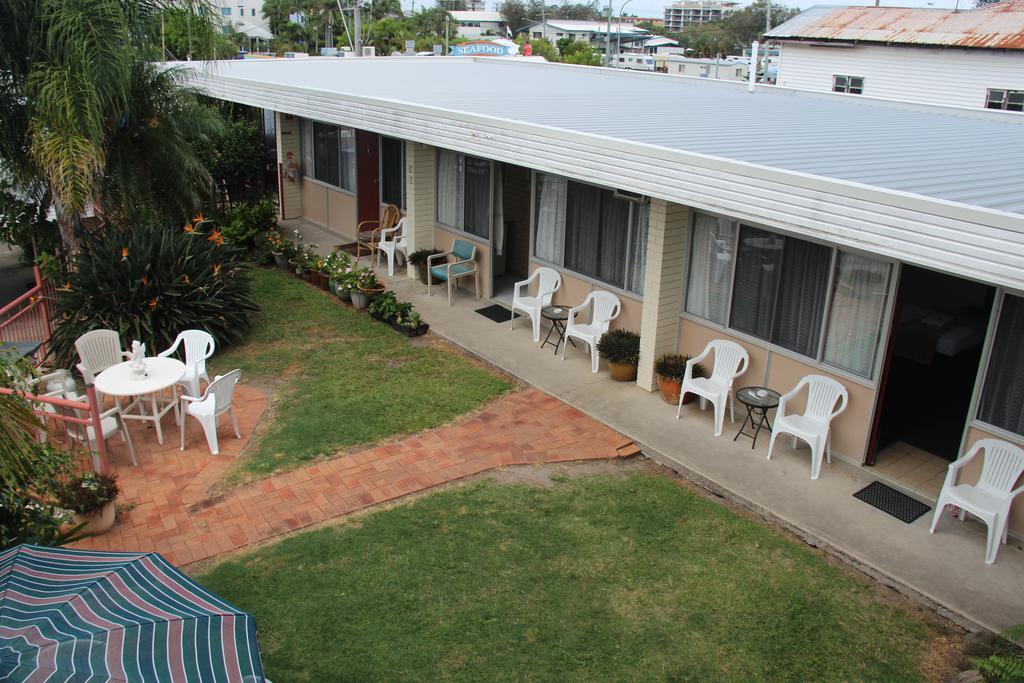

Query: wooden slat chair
[427,239,480,305]
[355,204,401,264]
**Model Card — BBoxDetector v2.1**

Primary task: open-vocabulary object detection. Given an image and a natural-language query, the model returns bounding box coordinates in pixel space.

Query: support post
[404,141,436,278]
[636,199,690,391]
[275,112,303,220]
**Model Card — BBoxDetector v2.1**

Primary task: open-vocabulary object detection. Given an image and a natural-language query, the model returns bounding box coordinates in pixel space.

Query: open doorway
[491,163,532,304]
[872,265,994,469]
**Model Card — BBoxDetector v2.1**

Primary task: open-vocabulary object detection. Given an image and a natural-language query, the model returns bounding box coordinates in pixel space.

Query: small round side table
[733,386,780,449]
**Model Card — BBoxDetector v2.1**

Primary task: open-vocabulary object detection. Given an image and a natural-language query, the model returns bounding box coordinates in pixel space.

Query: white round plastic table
[94,357,185,445]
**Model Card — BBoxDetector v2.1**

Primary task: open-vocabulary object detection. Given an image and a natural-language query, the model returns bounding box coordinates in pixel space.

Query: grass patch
[200,474,954,682]
[212,268,511,477]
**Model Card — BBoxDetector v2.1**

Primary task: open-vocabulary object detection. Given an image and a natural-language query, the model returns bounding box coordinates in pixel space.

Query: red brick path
[73,386,638,567]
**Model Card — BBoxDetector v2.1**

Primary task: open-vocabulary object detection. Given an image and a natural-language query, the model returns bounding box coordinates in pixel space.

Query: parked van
[612,53,656,71]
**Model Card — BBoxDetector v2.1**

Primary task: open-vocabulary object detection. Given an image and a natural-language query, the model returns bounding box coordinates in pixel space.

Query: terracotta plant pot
[608,361,638,382]
[329,279,338,295]
[658,375,682,404]
[318,271,331,291]
[72,501,117,536]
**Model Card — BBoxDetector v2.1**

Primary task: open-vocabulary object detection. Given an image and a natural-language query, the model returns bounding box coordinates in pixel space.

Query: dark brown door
[355,130,380,225]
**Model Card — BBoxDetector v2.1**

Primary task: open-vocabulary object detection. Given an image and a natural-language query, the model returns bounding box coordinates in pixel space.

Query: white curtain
[822,252,892,378]
[977,294,1024,435]
[493,163,504,255]
[436,150,462,229]
[685,213,735,326]
[338,127,357,191]
[627,200,649,295]
[534,173,566,263]
[301,119,313,178]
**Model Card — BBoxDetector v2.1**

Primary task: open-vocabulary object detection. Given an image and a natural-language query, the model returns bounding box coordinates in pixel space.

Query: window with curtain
[303,119,355,191]
[533,172,648,295]
[821,253,892,378]
[435,151,491,239]
[977,294,1024,436]
[684,213,892,379]
[685,212,736,326]
[380,136,404,208]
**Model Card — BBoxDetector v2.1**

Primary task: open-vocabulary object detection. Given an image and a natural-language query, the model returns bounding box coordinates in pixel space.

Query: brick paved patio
[72,385,638,567]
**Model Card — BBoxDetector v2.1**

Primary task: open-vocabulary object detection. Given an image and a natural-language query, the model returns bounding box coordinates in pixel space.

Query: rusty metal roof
[767,0,1024,50]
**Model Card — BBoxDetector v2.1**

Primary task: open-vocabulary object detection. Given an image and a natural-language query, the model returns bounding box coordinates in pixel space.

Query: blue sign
[451,42,516,57]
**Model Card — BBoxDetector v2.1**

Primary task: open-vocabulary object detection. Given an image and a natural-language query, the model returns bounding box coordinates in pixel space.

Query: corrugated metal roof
[526,19,651,35]
[767,0,1024,50]
[186,57,1024,214]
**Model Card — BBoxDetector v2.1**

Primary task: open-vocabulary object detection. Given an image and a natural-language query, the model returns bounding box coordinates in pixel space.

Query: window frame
[832,74,864,95]
[379,135,405,210]
[681,209,896,386]
[434,150,493,242]
[970,288,1024,444]
[985,88,1024,112]
[299,118,356,194]
[529,170,649,298]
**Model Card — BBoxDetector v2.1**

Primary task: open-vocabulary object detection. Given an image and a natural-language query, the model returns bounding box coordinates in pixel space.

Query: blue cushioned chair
[426,239,480,305]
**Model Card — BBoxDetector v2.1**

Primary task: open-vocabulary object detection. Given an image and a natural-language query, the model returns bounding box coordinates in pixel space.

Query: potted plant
[352,268,385,309]
[654,353,707,404]
[391,307,429,337]
[407,248,443,284]
[325,252,350,295]
[597,329,641,382]
[335,263,356,303]
[55,472,119,536]
[368,290,400,321]
[266,229,292,269]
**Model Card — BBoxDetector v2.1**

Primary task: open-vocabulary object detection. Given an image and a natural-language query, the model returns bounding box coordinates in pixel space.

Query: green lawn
[199,474,953,682]
[211,268,511,477]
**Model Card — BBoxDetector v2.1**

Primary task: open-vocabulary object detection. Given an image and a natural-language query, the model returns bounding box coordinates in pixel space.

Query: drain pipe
[748,41,759,92]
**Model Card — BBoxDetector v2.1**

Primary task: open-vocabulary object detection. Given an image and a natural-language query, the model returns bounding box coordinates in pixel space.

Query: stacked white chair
[767,375,848,479]
[158,330,216,398]
[180,369,242,455]
[510,267,562,343]
[929,439,1024,565]
[377,217,408,277]
[675,340,749,436]
[75,329,127,385]
[561,291,621,373]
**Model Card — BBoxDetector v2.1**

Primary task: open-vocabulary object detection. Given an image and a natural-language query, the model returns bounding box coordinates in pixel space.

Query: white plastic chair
[158,330,216,398]
[61,391,137,467]
[510,267,561,342]
[180,369,242,455]
[929,439,1024,565]
[561,291,621,373]
[767,374,848,480]
[675,340,749,437]
[75,329,127,384]
[376,217,408,277]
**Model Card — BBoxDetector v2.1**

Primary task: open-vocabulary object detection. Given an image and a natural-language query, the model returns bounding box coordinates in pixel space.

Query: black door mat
[475,304,519,323]
[852,481,931,524]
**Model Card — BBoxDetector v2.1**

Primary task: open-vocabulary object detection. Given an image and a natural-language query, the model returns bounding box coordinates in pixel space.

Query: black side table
[734,386,780,448]
[539,305,576,355]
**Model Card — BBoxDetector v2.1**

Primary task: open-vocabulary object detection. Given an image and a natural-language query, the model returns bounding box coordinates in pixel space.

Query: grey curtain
[598,193,629,288]
[772,239,832,357]
[564,181,602,278]
[730,226,784,339]
[978,294,1024,436]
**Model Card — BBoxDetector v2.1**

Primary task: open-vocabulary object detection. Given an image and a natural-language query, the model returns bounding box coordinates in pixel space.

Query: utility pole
[605,0,613,66]
[354,0,363,54]
[762,0,771,81]
[186,0,193,61]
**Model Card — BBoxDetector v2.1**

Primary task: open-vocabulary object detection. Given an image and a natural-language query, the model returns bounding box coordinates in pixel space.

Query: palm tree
[0,0,221,252]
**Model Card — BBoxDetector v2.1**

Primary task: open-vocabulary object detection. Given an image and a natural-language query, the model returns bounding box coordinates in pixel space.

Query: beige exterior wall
[637,199,690,391]
[275,113,303,219]
[533,264,643,335]
[301,182,327,227]
[404,142,436,273]
[327,189,358,240]
[962,426,1024,536]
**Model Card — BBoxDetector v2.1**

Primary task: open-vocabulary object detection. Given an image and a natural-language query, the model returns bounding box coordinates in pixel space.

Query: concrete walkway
[378,269,1024,634]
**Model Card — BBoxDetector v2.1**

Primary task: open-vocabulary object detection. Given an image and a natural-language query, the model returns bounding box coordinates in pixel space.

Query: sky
[399,0,968,21]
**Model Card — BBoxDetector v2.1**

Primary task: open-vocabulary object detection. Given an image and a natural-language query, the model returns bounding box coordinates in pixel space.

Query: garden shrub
[48,218,258,369]
[218,196,278,253]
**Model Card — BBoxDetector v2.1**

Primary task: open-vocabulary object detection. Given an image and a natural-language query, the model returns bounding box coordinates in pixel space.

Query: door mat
[852,481,932,524]
[333,243,360,256]
[475,304,519,323]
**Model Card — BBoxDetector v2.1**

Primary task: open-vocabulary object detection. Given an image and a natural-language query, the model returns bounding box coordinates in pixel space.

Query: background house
[450,11,507,39]
[767,0,1024,110]
[523,19,651,51]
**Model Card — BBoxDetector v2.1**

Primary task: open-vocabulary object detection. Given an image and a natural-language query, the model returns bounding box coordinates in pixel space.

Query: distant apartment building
[663,1,739,31]
[767,0,1024,110]
[464,0,487,10]
[217,0,264,22]
[451,11,507,39]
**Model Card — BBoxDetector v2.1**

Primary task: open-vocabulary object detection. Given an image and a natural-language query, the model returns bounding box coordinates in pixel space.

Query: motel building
[185,56,1024,538]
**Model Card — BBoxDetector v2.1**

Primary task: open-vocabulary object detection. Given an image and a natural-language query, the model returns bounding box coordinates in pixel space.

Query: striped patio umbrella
[0,544,266,682]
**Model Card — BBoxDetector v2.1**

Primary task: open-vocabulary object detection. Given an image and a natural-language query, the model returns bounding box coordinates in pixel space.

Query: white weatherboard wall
[776,42,1024,110]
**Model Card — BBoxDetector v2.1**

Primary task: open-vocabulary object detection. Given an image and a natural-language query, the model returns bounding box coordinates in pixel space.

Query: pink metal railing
[0,384,109,474]
[0,266,53,361]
